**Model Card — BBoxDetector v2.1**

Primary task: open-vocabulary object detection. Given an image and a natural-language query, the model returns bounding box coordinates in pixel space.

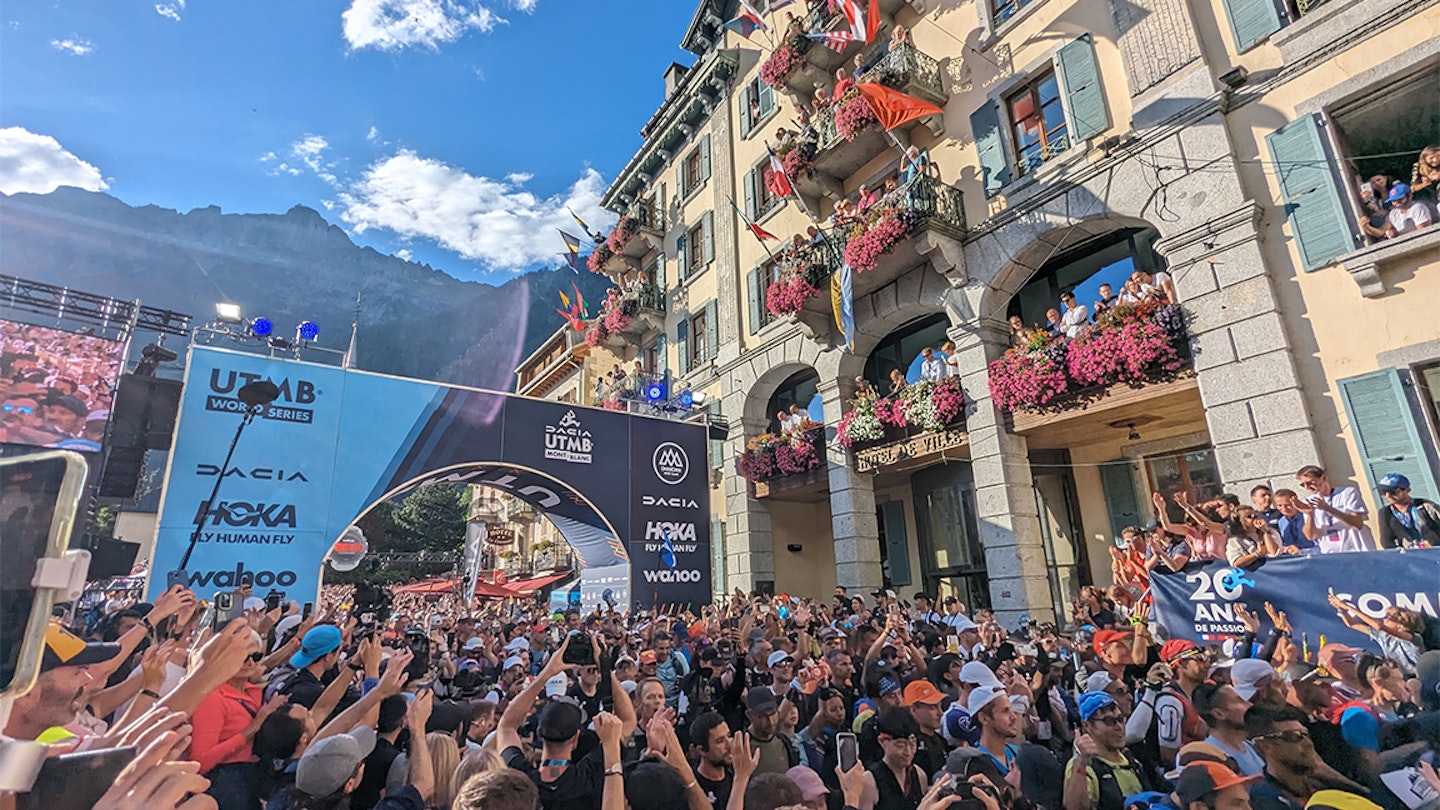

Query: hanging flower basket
[583,321,609,347]
[605,216,639,255]
[842,209,919,274]
[782,144,815,180]
[837,401,885,447]
[586,242,613,273]
[761,40,806,89]
[1066,317,1184,387]
[833,89,878,141]
[765,274,821,317]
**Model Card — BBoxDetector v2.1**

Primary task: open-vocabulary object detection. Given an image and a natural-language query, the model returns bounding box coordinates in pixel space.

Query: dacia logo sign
[544,409,593,464]
[205,369,317,424]
[642,495,699,509]
[645,521,696,543]
[652,442,689,485]
[196,464,309,483]
[195,501,299,529]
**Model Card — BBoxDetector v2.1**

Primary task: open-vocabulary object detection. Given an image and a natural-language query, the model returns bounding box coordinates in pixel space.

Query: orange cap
[902,679,945,706]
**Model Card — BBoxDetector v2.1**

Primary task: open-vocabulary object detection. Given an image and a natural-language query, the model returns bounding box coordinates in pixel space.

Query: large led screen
[0,320,126,452]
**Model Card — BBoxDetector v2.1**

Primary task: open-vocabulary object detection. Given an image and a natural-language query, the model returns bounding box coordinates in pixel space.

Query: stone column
[817,377,884,592]
[722,405,776,592]
[707,78,743,359]
[949,320,1055,625]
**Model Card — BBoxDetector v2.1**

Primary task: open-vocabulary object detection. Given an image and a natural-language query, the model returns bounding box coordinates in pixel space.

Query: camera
[561,631,595,666]
[404,629,431,682]
[351,582,393,640]
[937,781,997,810]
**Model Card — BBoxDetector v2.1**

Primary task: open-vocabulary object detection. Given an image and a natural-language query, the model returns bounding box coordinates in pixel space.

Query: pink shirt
[1188,531,1226,561]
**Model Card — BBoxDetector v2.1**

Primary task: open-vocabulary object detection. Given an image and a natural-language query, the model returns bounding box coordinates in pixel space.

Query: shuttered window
[704,299,719,361]
[1055,35,1109,142]
[701,211,715,266]
[1098,461,1143,543]
[676,317,690,375]
[747,266,764,335]
[1265,114,1356,270]
[970,101,1011,198]
[1337,368,1440,503]
[688,309,708,367]
[1007,69,1069,178]
[1221,0,1283,52]
[878,501,912,586]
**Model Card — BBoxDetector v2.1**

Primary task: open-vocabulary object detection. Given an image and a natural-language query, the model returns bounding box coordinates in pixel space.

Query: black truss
[0,274,191,338]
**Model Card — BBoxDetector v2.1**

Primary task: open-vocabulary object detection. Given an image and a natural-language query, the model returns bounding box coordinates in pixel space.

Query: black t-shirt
[278,668,326,709]
[695,765,735,809]
[567,683,603,720]
[502,743,605,810]
[913,730,948,779]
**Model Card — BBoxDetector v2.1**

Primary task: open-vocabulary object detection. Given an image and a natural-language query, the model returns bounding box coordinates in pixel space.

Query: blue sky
[0,0,700,280]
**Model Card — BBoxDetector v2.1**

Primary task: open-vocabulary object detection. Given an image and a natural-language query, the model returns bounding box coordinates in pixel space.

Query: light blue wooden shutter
[758,79,775,119]
[711,517,726,596]
[704,300,719,360]
[879,501,912,586]
[1221,0,1282,51]
[702,211,715,265]
[747,267,763,335]
[744,167,758,220]
[1266,115,1356,270]
[1055,35,1109,142]
[655,334,667,372]
[678,155,688,197]
[1099,461,1142,543]
[1337,369,1440,503]
[700,135,712,181]
[740,84,754,134]
[970,102,1011,198]
[655,251,667,290]
[676,231,688,282]
[676,317,690,375]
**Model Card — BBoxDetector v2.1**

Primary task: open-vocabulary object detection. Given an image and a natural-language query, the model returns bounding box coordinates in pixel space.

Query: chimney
[664,62,690,98]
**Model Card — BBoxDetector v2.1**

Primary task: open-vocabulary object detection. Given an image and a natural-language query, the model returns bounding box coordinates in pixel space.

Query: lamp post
[169,379,280,583]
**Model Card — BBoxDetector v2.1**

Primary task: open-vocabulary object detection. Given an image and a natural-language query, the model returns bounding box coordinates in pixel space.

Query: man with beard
[3,625,121,742]
[1246,705,1322,810]
[689,711,735,809]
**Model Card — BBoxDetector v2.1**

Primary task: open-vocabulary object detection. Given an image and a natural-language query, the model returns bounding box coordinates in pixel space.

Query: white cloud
[511,0,537,10]
[290,135,330,173]
[394,248,413,261]
[338,150,614,271]
[341,0,503,52]
[366,126,379,142]
[155,2,183,22]
[0,127,108,195]
[50,37,94,56]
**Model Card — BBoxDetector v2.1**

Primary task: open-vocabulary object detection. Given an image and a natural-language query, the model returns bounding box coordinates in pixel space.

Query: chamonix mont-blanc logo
[544,410,593,464]
[652,442,689,485]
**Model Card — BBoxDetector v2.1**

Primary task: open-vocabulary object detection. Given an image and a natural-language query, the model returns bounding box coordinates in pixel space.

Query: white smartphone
[837,732,859,772]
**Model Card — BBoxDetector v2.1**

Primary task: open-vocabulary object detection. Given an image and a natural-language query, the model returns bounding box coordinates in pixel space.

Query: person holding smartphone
[1294,465,1373,554]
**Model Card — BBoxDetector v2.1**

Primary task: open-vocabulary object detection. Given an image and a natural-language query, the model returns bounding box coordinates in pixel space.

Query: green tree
[389,483,469,553]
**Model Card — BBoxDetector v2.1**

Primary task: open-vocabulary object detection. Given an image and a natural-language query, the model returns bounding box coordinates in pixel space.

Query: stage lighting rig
[296,320,320,342]
[215,302,243,324]
[250,317,274,338]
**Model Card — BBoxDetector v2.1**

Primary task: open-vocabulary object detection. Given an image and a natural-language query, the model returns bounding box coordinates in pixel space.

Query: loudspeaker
[108,375,183,452]
[97,445,146,499]
[84,538,141,580]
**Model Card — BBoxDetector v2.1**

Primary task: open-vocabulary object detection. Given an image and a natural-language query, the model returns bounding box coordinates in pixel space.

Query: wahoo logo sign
[652,442,689,485]
[644,521,696,543]
[642,495,699,509]
[642,569,703,583]
[544,410,593,464]
[195,501,299,529]
[196,464,309,483]
[187,563,298,589]
[205,369,318,424]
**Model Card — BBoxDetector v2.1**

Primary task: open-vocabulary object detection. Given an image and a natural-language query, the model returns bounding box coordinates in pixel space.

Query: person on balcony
[1271,489,1314,554]
[856,183,879,212]
[1045,307,1066,339]
[1059,291,1090,338]
[1410,145,1439,202]
[1009,314,1030,348]
[813,85,831,110]
[1375,472,1440,549]
[1093,283,1118,316]
[1357,173,1394,231]
[918,347,945,382]
[1117,277,1146,305]
[889,24,913,52]
[1133,268,1176,305]
[854,376,878,403]
[941,340,962,378]
[900,146,933,184]
[1293,465,1373,553]
[1358,182,1434,240]
[887,368,908,396]
[834,67,856,101]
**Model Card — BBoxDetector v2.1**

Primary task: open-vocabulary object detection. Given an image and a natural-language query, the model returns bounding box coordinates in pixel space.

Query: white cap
[958,661,1003,689]
[767,650,795,668]
[503,655,525,671]
[620,679,638,695]
[1084,670,1115,694]
[430,615,445,626]
[966,684,1008,716]
[1008,694,1031,715]
[545,674,569,697]
[275,614,303,640]
[1230,659,1279,701]
[243,597,266,613]
[463,637,485,651]
[503,637,530,652]
[952,616,979,633]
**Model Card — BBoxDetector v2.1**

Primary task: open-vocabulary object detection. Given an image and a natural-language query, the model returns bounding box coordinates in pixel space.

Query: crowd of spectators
[1,322,123,451]
[9,530,1438,810]
[1008,269,1177,350]
[1357,148,1438,243]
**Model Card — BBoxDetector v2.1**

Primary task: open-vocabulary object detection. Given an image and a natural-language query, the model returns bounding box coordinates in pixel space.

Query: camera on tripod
[350,581,393,640]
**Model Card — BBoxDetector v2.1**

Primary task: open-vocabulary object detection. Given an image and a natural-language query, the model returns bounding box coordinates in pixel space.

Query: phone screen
[16,745,137,810]
[837,732,859,772]
[0,453,82,694]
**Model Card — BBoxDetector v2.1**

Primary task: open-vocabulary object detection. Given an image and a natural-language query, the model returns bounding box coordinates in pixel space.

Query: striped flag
[767,145,794,198]
[568,208,603,243]
[724,0,767,37]
[558,229,584,272]
[805,31,857,52]
[831,262,856,351]
[840,0,880,43]
[732,198,778,243]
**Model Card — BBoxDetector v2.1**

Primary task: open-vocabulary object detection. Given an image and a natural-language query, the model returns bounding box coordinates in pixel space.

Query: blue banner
[1150,549,1440,653]
[148,347,712,611]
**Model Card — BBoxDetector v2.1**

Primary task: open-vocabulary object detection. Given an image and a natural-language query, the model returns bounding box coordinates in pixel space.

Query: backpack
[1089,755,1153,810]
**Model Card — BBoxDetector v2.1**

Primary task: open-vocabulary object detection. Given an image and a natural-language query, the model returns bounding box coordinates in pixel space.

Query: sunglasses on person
[247,652,265,663]
[1253,729,1309,744]
[1,403,34,415]
[1088,712,1125,727]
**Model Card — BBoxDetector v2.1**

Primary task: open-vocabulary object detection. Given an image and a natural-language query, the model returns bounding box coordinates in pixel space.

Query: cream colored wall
[770,500,838,596]
[115,511,157,566]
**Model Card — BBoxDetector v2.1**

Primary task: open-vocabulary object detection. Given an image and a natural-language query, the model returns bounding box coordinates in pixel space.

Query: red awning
[502,572,575,596]
[473,581,515,599]
[393,578,457,595]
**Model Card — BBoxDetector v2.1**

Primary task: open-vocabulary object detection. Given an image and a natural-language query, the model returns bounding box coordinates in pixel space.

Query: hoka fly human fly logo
[544,410,593,464]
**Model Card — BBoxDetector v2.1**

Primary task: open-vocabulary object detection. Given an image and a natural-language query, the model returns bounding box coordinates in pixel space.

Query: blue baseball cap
[290,624,343,668]
[1385,183,1410,204]
[1377,473,1410,493]
[1078,690,1117,721]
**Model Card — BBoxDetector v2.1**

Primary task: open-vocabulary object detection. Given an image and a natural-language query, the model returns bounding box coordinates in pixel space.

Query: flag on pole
[766,145,794,198]
[724,0,767,37]
[558,229,584,272]
[831,262,856,352]
[804,31,858,52]
[732,198,778,243]
[568,208,603,243]
[839,0,880,43]
[855,83,944,130]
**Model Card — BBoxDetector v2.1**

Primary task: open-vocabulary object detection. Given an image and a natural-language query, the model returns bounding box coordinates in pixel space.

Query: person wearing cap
[1374,472,1440,549]
[785,764,831,810]
[1293,466,1373,554]
[39,392,87,438]
[795,685,847,773]
[940,661,1002,748]
[1065,691,1153,810]
[1191,682,1264,777]
[1230,660,1285,709]
[495,634,637,810]
[2,624,123,741]
[744,685,799,775]
[1174,761,1260,810]
[858,675,907,764]
[766,649,798,702]
[286,689,434,810]
[279,624,347,709]
[914,593,943,626]
[857,707,929,810]
[1153,640,1213,764]
[968,683,1025,785]
[1359,182,1433,240]
[903,679,949,777]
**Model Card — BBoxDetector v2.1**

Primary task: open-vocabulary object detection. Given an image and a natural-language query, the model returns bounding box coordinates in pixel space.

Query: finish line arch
[146,346,711,610]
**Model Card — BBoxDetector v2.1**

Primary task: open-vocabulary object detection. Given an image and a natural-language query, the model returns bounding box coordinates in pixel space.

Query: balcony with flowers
[987,299,1199,441]
[738,424,829,499]
[589,199,664,280]
[780,174,965,340]
[760,0,917,98]
[837,376,968,473]
[583,283,666,348]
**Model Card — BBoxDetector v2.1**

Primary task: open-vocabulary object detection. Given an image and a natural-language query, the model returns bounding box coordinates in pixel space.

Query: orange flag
[856,83,944,130]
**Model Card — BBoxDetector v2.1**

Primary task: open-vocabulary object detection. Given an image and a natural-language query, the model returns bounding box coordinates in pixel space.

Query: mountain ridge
[0,187,609,391]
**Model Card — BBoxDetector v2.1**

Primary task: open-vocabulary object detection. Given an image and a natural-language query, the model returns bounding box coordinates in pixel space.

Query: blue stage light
[297,321,320,341]
[678,391,694,408]
[250,317,274,337]
[645,383,665,402]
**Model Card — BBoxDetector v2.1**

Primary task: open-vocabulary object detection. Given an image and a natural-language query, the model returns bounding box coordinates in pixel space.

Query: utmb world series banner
[148,346,713,610]
[1151,549,1440,651]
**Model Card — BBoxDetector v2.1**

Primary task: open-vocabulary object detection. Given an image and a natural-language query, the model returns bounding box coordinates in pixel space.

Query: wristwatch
[604,763,624,777]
